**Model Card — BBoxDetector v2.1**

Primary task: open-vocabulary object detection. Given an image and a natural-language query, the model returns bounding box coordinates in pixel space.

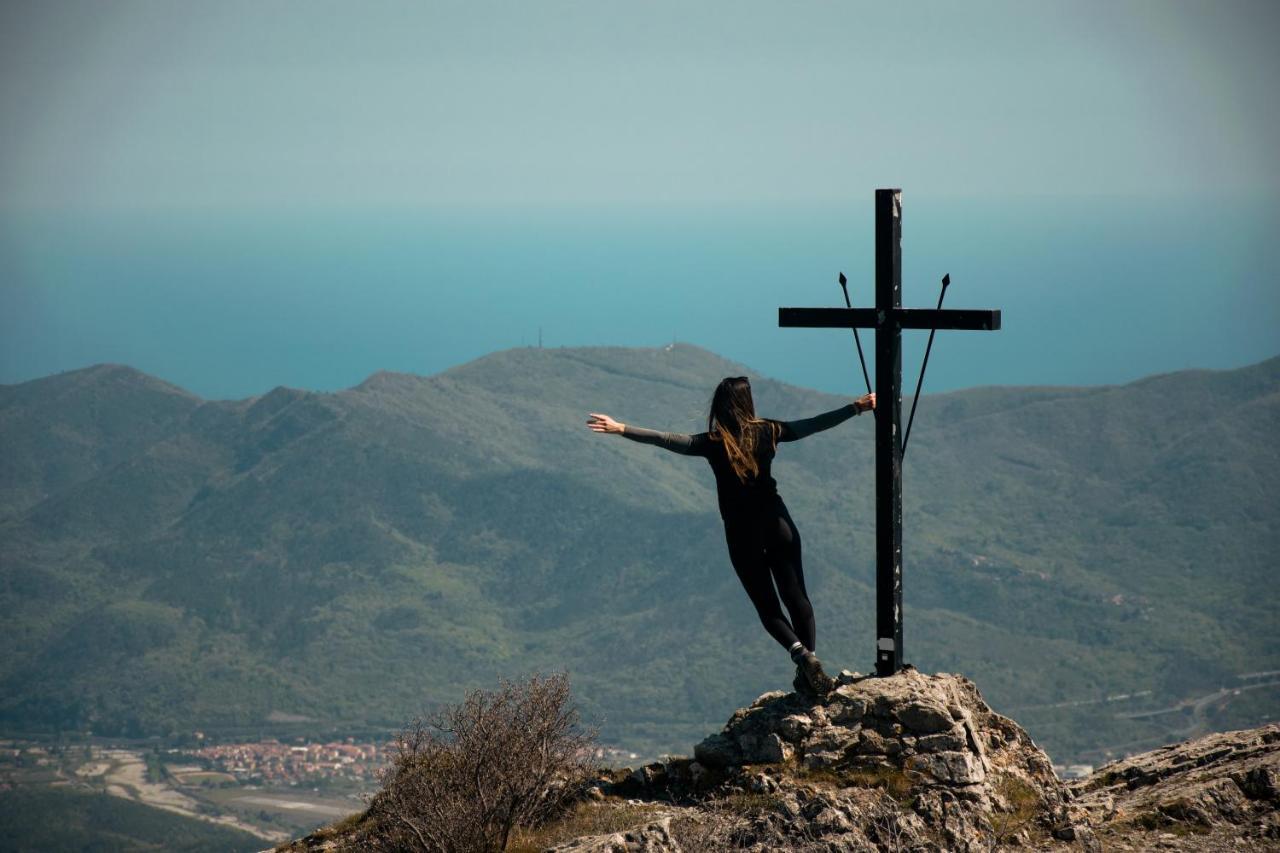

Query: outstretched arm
[586,413,709,456]
[776,392,876,442]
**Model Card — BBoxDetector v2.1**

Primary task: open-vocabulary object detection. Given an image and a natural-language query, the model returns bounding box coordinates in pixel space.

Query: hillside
[1,346,1277,761]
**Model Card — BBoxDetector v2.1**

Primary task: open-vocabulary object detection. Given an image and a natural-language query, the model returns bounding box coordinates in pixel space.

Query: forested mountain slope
[2,346,1276,762]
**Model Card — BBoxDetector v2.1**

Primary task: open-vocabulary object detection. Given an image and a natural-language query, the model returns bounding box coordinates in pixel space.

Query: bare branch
[366,672,597,852]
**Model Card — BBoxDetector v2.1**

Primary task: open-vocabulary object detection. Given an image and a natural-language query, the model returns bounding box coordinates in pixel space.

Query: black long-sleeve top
[619,404,861,521]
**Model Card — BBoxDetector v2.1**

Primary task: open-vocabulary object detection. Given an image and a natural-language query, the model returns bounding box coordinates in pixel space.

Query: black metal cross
[778,189,1001,677]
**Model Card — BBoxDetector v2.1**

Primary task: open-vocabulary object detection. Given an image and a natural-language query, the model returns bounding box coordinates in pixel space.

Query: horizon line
[8,344,1276,405]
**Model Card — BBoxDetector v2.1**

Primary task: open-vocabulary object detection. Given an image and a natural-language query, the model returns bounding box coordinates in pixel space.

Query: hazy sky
[3,1,1278,211]
[1,2,1277,398]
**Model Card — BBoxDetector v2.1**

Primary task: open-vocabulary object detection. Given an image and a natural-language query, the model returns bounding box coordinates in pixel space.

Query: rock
[736,731,791,764]
[692,732,738,768]
[804,724,861,754]
[547,817,681,852]
[777,792,803,820]
[906,750,987,785]
[827,695,868,726]
[812,805,854,834]
[915,726,968,753]
[852,729,899,756]
[897,700,954,734]
[1239,763,1279,801]
[629,762,667,787]
[1071,722,1280,849]
[747,771,779,794]
[777,713,813,743]
[751,690,787,708]
[802,749,842,770]
[1072,825,1102,853]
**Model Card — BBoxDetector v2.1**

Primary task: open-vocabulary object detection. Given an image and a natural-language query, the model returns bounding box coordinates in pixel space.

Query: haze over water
[2,195,1277,401]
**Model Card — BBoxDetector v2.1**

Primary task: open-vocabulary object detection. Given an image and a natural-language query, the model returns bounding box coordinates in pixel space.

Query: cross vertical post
[777,188,1000,677]
[874,189,904,677]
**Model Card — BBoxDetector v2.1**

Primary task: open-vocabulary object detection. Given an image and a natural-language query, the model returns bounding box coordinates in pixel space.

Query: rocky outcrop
[558,676,1280,852]
[569,667,1074,852]
[1068,722,1279,850]
[282,674,1279,852]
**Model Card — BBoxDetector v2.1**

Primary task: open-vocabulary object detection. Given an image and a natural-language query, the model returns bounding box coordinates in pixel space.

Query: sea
[2,195,1277,400]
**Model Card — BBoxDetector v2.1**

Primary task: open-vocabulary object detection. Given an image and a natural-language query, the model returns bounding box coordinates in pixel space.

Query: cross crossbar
[779,307,1001,331]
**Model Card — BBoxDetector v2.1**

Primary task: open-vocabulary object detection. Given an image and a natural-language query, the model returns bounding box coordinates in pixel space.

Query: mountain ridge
[19,345,1276,404]
[1,346,1276,761]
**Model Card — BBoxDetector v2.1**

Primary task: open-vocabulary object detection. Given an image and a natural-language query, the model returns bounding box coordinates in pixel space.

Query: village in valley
[0,733,653,841]
[0,735,386,841]
[184,737,383,785]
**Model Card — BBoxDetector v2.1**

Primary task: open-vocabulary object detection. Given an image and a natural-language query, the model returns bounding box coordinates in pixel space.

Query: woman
[587,376,875,696]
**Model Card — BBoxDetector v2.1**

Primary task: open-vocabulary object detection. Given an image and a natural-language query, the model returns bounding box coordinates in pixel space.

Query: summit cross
[778,189,1002,677]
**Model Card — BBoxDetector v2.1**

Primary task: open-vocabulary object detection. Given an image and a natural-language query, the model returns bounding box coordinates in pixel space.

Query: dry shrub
[365,672,597,852]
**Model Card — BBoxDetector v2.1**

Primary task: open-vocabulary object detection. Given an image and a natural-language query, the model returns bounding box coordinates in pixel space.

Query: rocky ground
[559,667,1071,852]
[1067,722,1279,851]
[280,667,1279,851]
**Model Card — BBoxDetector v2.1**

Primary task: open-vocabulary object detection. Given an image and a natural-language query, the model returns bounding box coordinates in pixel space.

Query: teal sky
[3,1,1278,210]
[1,2,1278,399]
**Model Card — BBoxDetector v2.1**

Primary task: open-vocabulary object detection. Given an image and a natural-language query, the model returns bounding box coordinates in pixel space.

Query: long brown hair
[707,376,780,483]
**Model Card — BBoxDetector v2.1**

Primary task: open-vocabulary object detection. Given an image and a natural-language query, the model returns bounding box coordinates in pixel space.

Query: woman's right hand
[587,413,625,434]
[855,392,876,414]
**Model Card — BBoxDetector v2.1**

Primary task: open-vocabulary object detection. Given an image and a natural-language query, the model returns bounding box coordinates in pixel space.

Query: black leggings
[723,501,816,653]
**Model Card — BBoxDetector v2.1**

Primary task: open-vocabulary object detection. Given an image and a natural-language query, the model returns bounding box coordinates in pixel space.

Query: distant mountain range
[1,345,1276,762]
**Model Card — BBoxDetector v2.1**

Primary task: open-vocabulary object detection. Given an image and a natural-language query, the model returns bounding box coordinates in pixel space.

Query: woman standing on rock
[587,376,875,696]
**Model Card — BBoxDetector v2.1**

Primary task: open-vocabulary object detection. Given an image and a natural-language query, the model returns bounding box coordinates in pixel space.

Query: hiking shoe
[793,667,813,698]
[797,652,836,696]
